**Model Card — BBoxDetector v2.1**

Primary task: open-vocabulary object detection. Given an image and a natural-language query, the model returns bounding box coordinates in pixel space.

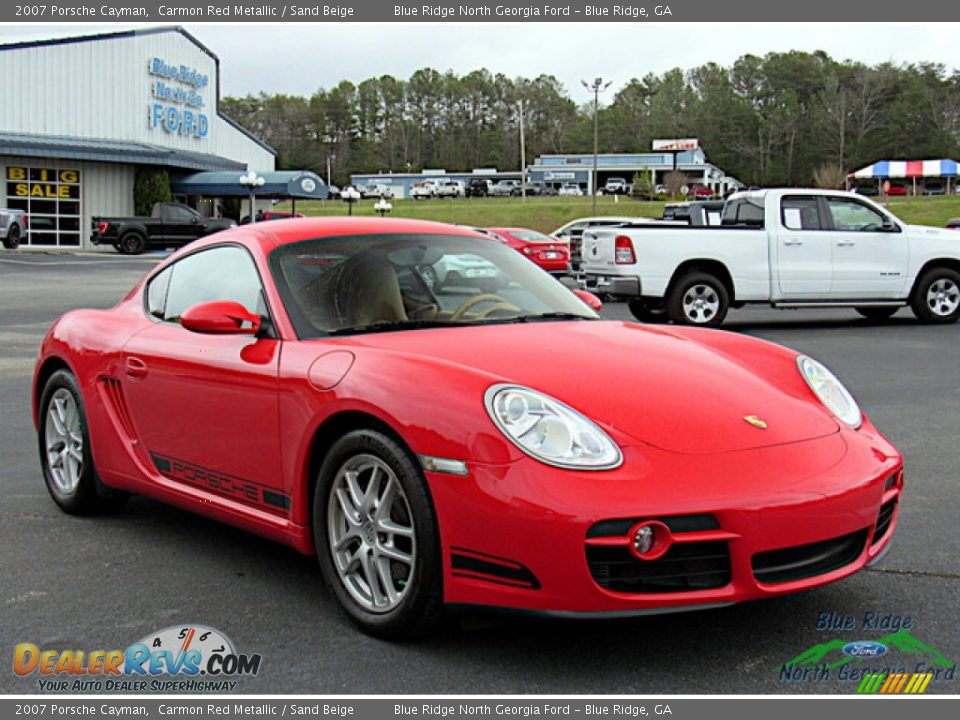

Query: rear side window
[781,197,822,230]
[158,245,264,322]
[722,199,765,227]
[146,266,172,320]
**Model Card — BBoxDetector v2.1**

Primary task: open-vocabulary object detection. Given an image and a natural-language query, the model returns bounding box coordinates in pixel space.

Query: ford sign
[842,641,888,658]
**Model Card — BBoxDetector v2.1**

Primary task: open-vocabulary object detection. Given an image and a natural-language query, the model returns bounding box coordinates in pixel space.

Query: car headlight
[484,384,622,469]
[796,355,862,429]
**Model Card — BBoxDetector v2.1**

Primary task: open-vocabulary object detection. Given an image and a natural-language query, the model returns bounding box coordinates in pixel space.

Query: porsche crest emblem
[743,415,768,429]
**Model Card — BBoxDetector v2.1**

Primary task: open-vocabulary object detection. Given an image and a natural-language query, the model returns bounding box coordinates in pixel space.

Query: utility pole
[518,99,527,202]
[582,77,612,215]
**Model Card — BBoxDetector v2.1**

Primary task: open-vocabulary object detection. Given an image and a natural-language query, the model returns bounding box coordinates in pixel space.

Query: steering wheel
[450,293,520,321]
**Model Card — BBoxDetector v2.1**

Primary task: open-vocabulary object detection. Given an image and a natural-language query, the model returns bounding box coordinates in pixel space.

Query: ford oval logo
[843,641,888,658]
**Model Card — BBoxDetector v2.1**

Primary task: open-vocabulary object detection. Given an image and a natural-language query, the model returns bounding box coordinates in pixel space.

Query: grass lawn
[276,194,960,234]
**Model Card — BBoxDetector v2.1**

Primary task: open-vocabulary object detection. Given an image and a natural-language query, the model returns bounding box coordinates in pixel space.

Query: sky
[1,22,958,100]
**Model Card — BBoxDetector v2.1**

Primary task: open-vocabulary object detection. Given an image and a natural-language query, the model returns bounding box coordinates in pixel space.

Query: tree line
[220,51,960,188]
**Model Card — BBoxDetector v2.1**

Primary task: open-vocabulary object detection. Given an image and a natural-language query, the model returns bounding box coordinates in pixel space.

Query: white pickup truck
[579,188,960,326]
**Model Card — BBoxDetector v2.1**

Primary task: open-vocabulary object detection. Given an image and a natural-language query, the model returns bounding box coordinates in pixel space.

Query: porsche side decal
[150,452,290,515]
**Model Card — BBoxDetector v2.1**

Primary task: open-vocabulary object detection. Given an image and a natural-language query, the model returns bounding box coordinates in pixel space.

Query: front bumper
[426,426,902,615]
[579,272,642,297]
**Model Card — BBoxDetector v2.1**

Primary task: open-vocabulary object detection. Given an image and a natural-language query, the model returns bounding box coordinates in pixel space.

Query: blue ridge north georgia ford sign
[148,58,210,139]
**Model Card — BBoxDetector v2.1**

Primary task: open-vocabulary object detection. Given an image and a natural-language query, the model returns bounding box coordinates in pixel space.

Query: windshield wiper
[496,312,598,324]
[325,319,473,336]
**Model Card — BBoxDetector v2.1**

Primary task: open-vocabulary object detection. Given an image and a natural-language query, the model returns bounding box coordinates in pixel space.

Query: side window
[781,197,822,230]
[722,199,765,227]
[826,199,887,232]
[163,246,264,322]
[163,204,196,223]
[146,266,173,320]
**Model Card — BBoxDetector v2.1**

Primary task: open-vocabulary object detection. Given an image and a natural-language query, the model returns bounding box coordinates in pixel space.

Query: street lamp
[581,77,612,215]
[341,186,361,216]
[239,171,265,222]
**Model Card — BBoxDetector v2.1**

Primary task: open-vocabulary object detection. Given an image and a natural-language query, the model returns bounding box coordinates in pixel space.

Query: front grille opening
[872,499,898,546]
[587,541,731,594]
[752,529,869,585]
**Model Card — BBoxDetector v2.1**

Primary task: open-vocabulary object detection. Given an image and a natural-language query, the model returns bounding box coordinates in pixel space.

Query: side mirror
[882,216,898,232]
[572,288,603,312]
[180,301,261,335]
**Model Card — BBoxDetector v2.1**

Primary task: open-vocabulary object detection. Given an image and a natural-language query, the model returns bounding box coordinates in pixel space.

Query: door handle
[125,356,148,380]
[783,239,802,246]
[836,240,856,246]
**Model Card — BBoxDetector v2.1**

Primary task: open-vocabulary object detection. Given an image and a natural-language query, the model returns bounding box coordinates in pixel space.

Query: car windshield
[269,233,598,338]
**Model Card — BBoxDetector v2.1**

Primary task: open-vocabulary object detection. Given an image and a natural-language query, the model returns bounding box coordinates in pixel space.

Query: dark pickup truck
[91,202,236,255]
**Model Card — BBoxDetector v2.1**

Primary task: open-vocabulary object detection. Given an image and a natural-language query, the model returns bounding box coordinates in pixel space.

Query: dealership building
[0,26,280,249]
[528,148,741,195]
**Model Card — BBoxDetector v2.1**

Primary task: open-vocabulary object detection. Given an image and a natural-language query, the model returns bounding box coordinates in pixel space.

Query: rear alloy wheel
[667,272,729,327]
[3,224,21,249]
[314,429,443,638]
[855,306,899,321]
[118,233,146,255]
[38,370,127,514]
[911,268,960,324]
[628,299,668,324]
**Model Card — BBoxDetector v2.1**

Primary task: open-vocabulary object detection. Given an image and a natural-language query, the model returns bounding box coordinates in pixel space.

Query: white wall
[0,29,274,172]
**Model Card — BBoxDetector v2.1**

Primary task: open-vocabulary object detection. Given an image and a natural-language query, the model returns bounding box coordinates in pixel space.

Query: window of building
[4,166,81,247]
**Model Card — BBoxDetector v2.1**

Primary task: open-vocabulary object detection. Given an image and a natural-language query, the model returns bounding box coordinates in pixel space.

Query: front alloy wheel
[911,268,960,324]
[327,454,416,613]
[314,429,443,638]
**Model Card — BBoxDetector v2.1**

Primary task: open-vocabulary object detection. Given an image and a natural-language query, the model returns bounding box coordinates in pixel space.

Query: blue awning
[171,171,329,199]
[0,131,246,171]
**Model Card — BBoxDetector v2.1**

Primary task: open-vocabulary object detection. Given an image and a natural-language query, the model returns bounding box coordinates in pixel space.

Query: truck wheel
[667,272,729,327]
[911,268,960,324]
[118,233,146,255]
[855,306,899,321]
[628,299,668,324]
[3,224,21,249]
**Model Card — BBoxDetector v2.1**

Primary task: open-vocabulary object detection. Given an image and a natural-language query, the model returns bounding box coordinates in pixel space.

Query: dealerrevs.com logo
[13,625,262,692]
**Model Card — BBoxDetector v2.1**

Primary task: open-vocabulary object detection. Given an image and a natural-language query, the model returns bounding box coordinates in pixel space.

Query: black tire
[313,429,444,639]
[38,370,127,515]
[118,233,146,255]
[855,306,899,321]
[628,298,668,324]
[3,224,21,250]
[666,272,730,327]
[910,267,960,324]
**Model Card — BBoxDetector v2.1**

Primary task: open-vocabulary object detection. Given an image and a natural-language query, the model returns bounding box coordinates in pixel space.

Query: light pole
[518,99,527,202]
[239,171,265,222]
[581,77,612,215]
[341,186,361,216]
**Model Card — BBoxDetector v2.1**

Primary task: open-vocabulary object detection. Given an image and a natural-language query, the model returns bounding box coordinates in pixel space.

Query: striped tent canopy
[850,159,960,179]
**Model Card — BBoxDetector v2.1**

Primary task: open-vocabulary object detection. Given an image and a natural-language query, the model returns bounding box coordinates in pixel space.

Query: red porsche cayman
[33,218,902,637]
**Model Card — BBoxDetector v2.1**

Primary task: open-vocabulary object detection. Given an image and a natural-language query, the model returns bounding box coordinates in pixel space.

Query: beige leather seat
[306,252,407,329]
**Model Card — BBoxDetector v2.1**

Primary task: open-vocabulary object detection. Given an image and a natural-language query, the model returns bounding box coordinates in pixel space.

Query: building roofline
[0,26,276,161]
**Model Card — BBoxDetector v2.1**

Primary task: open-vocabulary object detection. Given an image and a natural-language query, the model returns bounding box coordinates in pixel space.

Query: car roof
[186,216,487,256]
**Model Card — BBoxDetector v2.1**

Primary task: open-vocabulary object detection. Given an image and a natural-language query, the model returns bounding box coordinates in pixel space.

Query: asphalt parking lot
[1,251,958,695]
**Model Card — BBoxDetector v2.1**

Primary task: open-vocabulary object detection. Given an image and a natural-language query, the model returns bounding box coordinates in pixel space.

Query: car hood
[346,320,839,455]
[906,223,960,241]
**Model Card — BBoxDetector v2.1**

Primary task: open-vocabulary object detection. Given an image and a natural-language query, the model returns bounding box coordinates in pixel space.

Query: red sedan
[33,218,902,638]
[486,227,570,274]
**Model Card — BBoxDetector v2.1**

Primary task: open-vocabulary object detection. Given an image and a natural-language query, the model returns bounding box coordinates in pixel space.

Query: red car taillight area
[97,221,110,235]
[614,235,636,264]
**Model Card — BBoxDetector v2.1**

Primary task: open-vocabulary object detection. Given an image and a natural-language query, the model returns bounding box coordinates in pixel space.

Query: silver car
[1,208,27,249]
